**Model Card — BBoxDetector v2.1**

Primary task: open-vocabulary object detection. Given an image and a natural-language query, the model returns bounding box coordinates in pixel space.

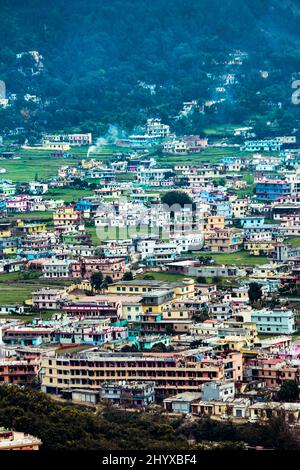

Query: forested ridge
[0,0,300,136]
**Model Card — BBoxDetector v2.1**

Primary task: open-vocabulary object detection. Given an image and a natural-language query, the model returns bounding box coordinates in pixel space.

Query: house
[43,133,92,146]
[190,398,251,419]
[100,381,155,407]
[202,381,235,401]
[165,261,245,278]
[28,181,48,194]
[204,227,243,253]
[256,179,297,201]
[0,429,42,450]
[0,181,16,196]
[69,389,100,404]
[249,402,300,423]
[32,288,66,310]
[163,392,202,413]
[251,308,296,335]
[241,139,282,152]
[53,206,81,226]
[0,305,25,316]
[44,142,71,151]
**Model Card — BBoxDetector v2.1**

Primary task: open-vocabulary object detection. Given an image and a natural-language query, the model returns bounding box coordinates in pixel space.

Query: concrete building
[0,429,42,450]
[41,350,243,396]
[202,381,235,401]
[163,392,202,413]
[251,308,296,335]
[100,381,155,407]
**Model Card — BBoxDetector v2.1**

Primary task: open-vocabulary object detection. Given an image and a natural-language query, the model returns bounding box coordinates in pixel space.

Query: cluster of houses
[0,127,300,425]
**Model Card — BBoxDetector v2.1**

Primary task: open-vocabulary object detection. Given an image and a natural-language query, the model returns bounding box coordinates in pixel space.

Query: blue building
[256,180,292,201]
[76,200,93,212]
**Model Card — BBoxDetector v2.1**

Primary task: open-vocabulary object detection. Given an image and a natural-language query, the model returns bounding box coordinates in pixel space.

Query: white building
[146,118,170,138]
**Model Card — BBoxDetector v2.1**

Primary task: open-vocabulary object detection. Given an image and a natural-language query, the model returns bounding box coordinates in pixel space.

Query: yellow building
[204,216,225,231]
[3,246,18,255]
[106,279,195,315]
[244,241,274,256]
[0,226,12,238]
[16,220,47,234]
[162,308,191,321]
[106,278,195,298]
[53,206,80,226]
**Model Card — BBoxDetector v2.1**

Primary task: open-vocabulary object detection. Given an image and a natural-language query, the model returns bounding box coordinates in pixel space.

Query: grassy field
[0,151,82,182]
[0,284,41,304]
[46,188,94,202]
[0,272,73,304]
[3,211,54,221]
[203,124,239,137]
[0,145,118,183]
[0,312,54,323]
[193,251,269,266]
[287,237,300,248]
[137,271,189,281]
[156,146,242,167]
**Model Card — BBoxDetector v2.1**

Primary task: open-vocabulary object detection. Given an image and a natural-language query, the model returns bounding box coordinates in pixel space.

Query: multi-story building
[62,301,121,320]
[241,138,282,152]
[256,179,298,201]
[251,308,296,335]
[41,350,243,396]
[100,381,155,407]
[80,258,126,281]
[0,429,42,450]
[43,133,92,146]
[244,357,299,388]
[6,196,30,213]
[106,278,195,301]
[244,240,275,256]
[0,358,39,385]
[204,227,243,253]
[32,288,66,310]
[42,259,74,279]
[146,118,170,138]
[53,206,81,227]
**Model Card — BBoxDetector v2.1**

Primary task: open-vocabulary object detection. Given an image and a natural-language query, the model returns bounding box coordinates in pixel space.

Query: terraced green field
[0,145,118,182]
[193,251,269,266]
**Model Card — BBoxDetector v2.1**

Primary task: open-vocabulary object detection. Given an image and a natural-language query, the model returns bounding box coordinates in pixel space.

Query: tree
[196,276,207,284]
[248,282,263,304]
[104,275,113,284]
[161,191,193,209]
[212,276,222,287]
[151,342,167,352]
[123,271,133,281]
[90,272,103,291]
[277,380,299,402]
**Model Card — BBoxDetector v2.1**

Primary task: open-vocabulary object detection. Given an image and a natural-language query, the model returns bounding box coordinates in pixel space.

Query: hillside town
[0,119,300,436]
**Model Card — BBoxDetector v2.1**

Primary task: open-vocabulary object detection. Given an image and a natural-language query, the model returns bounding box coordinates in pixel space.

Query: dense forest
[0,0,300,138]
[0,385,299,450]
